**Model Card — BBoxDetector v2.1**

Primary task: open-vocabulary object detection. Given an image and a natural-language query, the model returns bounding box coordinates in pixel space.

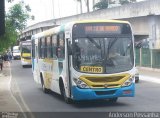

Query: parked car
[135,68,139,83]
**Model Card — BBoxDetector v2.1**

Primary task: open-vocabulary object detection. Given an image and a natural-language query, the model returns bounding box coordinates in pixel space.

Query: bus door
[50,35,60,93]
[65,31,73,98]
[34,41,41,84]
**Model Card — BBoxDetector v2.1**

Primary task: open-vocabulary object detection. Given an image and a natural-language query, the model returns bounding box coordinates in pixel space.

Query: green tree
[120,0,136,5]
[120,0,129,5]
[0,1,33,52]
[93,0,108,10]
[7,2,31,32]
[0,20,17,52]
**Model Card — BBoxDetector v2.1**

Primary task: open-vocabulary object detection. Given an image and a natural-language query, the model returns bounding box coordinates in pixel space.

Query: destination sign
[72,23,132,38]
[85,26,120,33]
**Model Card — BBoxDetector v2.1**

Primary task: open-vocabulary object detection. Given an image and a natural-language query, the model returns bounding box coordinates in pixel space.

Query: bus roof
[73,19,129,24]
[31,19,130,39]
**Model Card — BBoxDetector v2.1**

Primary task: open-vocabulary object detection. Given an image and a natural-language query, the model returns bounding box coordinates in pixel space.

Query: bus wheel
[108,97,118,103]
[60,83,72,104]
[42,83,49,93]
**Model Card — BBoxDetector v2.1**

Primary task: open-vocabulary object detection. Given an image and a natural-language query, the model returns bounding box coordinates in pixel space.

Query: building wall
[21,0,160,44]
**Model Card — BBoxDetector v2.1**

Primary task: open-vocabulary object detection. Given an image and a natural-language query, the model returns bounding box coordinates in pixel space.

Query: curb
[137,66,160,72]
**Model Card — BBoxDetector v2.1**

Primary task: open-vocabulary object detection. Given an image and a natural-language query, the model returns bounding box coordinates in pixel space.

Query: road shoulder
[0,63,21,112]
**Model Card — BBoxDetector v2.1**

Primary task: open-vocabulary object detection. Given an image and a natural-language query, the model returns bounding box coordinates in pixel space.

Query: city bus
[31,20,135,103]
[20,40,32,67]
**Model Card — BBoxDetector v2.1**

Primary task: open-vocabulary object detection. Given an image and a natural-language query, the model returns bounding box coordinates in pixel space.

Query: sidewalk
[0,62,21,112]
[137,67,160,78]
[137,67,160,84]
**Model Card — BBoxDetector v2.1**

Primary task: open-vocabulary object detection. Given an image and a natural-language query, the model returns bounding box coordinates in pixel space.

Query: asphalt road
[10,60,160,117]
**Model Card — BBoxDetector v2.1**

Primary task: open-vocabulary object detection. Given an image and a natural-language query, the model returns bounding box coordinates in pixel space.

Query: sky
[5,0,146,26]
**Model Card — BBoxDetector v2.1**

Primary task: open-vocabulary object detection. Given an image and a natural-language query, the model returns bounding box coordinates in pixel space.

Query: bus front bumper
[71,83,135,101]
[21,59,32,66]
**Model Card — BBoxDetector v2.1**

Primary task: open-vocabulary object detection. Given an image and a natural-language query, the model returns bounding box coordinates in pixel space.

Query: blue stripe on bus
[71,84,135,100]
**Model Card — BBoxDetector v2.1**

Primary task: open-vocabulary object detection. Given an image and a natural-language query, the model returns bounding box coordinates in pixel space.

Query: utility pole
[86,0,89,12]
[0,0,5,35]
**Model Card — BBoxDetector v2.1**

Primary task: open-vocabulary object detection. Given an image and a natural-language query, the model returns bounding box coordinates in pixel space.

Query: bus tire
[22,65,25,68]
[40,74,49,94]
[60,80,72,104]
[108,97,118,103]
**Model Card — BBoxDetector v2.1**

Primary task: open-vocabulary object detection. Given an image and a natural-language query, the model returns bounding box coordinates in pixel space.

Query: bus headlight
[122,76,135,87]
[73,78,89,88]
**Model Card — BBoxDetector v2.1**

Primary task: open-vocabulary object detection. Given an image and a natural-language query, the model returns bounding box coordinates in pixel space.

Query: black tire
[61,83,72,104]
[135,78,139,83]
[22,65,25,68]
[108,97,118,103]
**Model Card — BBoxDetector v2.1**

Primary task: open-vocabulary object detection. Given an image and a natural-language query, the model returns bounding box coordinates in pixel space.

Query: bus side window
[46,36,52,58]
[32,39,35,58]
[51,35,57,59]
[41,37,45,59]
[57,33,65,60]
[38,38,41,58]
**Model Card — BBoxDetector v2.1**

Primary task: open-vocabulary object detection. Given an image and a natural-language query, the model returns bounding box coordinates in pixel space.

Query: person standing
[3,53,9,66]
[0,55,3,71]
[8,52,12,63]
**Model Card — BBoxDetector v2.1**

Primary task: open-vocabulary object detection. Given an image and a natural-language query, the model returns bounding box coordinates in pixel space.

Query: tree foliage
[0,20,17,52]
[0,1,33,52]
[120,0,136,5]
[93,0,108,10]
[6,2,31,32]
[94,0,137,10]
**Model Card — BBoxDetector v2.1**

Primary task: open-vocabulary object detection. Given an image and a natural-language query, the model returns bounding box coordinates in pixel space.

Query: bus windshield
[72,37,134,74]
[13,50,20,53]
[22,45,31,53]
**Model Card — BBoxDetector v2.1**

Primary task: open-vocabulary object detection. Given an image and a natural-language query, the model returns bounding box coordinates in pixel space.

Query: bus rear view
[20,40,32,67]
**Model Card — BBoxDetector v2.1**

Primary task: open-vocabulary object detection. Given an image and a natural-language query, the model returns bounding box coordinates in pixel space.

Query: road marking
[140,75,160,84]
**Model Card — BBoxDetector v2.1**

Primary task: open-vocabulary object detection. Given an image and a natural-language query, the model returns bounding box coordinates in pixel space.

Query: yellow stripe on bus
[22,53,31,57]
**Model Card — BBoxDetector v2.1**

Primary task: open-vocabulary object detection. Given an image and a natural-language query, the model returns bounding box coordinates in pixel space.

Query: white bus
[31,20,136,103]
[12,46,20,60]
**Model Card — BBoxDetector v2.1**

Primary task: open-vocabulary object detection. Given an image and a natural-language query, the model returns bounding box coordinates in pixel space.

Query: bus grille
[95,90,116,95]
[23,57,31,59]
[79,74,130,88]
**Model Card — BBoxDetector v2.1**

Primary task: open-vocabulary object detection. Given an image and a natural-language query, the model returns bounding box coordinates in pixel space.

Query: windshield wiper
[87,36,101,49]
[102,38,118,72]
[106,38,118,59]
